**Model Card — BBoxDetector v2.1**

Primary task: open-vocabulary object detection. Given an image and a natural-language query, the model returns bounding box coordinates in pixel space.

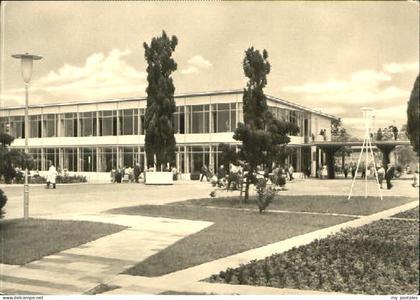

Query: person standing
[343,164,349,179]
[377,165,385,188]
[133,163,141,183]
[217,165,226,187]
[351,164,356,179]
[385,164,394,190]
[288,165,294,181]
[200,164,209,182]
[321,165,328,179]
[361,164,366,179]
[115,167,122,183]
[47,163,58,189]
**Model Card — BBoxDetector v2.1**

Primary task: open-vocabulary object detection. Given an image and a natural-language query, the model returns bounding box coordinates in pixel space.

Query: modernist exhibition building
[0,90,338,180]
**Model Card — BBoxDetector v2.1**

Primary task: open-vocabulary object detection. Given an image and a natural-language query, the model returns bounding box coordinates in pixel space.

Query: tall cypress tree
[407,74,419,155]
[143,31,178,169]
[234,47,298,202]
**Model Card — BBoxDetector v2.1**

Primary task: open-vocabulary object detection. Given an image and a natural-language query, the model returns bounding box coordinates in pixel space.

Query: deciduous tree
[0,133,34,183]
[234,47,298,203]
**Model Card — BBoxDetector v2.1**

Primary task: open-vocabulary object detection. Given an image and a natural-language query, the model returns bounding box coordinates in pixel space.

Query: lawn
[171,195,416,216]
[108,204,354,277]
[0,218,127,265]
[209,219,419,295]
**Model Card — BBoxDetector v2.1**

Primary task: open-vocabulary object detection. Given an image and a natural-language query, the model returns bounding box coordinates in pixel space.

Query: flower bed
[0,188,7,219]
[392,207,419,219]
[13,174,87,184]
[209,219,419,295]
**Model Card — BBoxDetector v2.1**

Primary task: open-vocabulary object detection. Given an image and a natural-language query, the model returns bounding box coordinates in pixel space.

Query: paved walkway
[0,214,212,294]
[105,200,418,295]
[1,179,418,295]
[1,181,215,220]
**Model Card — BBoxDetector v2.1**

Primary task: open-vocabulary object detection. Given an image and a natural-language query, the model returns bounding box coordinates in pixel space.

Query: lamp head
[11,53,42,84]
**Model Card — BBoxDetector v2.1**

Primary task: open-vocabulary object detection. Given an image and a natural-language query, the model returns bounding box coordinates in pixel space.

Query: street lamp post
[12,53,42,220]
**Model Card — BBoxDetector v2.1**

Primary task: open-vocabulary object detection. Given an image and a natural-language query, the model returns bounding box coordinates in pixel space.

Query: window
[211,103,236,133]
[29,115,42,138]
[44,148,59,169]
[9,116,25,138]
[28,148,42,170]
[190,105,209,133]
[0,117,8,134]
[80,112,97,137]
[99,111,117,136]
[173,106,185,134]
[139,109,145,135]
[120,109,138,135]
[121,146,139,168]
[80,147,97,172]
[43,114,56,137]
[60,113,77,137]
[99,147,117,172]
[188,146,210,173]
[63,148,77,171]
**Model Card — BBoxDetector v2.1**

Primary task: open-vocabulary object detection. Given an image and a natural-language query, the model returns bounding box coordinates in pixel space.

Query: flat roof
[1,89,339,120]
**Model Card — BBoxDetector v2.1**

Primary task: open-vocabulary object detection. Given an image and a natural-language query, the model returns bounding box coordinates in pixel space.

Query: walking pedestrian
[343,164,349,179]
[321,165,328,179]
[377,165,385,188]
[133,163,141,183]
[46,163,58,189]
[351,164,356,178]
[288,165,294,181]
[200,164,209,182]
[385,164,394,190]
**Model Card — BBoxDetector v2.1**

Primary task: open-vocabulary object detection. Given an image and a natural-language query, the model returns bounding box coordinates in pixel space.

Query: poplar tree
[406,74,419,155]
[143,31,178,169]
[234,47,298,202]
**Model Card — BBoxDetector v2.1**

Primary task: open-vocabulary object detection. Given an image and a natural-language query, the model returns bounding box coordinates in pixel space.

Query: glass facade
[63,148,77,171]
[80,112,97,137]
[99,111,117,136]
[3,97,319,174]
[60,113,77,137]
[29,115,42,138]
[10,116,25,138]
[120,109,138,135]
[28,148,42,171]
[43,114,56,138]
[98,147,117,172]
[80,147,97,172]
[1,103,246,139]
[44,148,59,169]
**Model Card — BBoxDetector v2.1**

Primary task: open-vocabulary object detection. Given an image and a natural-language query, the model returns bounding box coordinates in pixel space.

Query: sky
[1,1,419,136]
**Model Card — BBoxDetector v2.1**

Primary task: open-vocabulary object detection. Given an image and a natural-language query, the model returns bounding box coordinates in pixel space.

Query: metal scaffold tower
[348,107,383,200]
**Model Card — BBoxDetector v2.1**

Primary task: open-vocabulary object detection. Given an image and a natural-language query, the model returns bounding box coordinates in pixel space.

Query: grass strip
[0,218,126,265]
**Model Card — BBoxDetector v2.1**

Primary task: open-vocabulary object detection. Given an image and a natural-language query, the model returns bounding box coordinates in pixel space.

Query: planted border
[209,219,419,295]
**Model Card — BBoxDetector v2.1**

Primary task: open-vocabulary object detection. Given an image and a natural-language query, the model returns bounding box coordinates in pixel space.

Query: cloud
[383,62,418,74]
[180,55,212,75]
[282,69,409,107]
[187,55,212,69]
[281,66,414,137]
[180,66,199,75]
[1,48,147,105]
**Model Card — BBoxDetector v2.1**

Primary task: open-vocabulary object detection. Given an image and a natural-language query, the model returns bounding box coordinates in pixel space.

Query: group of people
[201,162,297,190]
[111,163,142,183]
[341,162,396,190]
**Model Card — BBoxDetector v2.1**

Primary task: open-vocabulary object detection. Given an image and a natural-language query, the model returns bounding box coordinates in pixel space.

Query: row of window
[1,103,309,139]
[25,145,231,174]
[0,103,242,138]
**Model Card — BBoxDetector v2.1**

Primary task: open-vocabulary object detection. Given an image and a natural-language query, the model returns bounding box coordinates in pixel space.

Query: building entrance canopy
[310,140,411,179]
